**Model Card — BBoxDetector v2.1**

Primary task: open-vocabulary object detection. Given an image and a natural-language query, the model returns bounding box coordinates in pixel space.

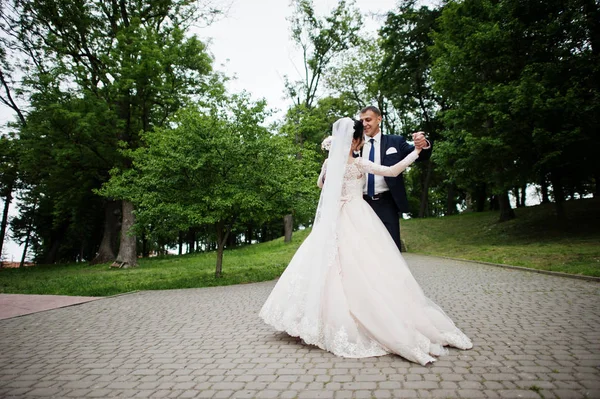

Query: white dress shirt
[361,132,389,195]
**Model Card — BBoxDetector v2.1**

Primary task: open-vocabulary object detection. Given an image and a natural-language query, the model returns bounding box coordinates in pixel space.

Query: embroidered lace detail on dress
[340,159,366,203]
[441,329,473,350]
[325,325,388,358]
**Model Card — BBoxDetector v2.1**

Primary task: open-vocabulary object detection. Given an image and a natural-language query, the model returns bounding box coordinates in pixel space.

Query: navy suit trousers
[363,192,402,251]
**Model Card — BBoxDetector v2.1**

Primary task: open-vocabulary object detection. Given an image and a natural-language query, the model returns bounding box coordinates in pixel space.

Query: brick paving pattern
[0,254,598,398]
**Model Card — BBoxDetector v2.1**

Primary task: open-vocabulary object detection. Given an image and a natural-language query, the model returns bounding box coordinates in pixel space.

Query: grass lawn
[402,197,600,277]
[1,198,598,297]
[0,229,308,297]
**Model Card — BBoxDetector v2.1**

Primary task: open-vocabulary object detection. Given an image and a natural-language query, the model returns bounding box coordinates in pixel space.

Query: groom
[360,106,432,251]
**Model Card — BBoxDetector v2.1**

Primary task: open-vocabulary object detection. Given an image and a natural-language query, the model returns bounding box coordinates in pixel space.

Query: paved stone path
[0,254,598,399]
[0,294,100,320]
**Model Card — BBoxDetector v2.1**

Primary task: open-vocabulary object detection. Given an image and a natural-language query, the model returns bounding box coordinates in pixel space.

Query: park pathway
[0,254,598,399]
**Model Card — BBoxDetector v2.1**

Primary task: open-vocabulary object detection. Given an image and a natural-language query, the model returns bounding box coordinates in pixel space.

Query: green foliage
[286,0,362,108]
[99,93,320,273]
[379,1,442,136]
[2,0,219,262]
[9,94,118,262]
[0,135,18,198]
[281,97,357,149]
[431,0,524,195]
[431,0,599,209]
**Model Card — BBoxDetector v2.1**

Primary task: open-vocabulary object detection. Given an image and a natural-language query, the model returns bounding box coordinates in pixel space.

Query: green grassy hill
[1,198,598,296]
[402,197,600,276]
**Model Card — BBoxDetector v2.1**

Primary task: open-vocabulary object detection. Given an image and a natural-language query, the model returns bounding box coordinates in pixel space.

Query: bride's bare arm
[359,149,420,177]
[317,159,328,188]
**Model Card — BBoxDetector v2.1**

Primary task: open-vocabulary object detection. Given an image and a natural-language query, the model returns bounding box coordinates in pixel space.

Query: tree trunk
[91,201,120,264]
[520,185,526,207]
[114,200,137,268]
[475,184,487,212]
[283,214,293,243]
[513,187,521,207]
[550,171,567,223]
[0,184,13,261]
[20,231,31,268]
[595,170,600,198]
[246,224,253,244]
[216,243,224,278]
[446,182,456,215]
[141,228,149,258]
[498,191,516,222]
[178,231,183,255]
[19,199,37,268]
[227,230,236,248]
[261,225,267,243]
[215,221,230,278]
[418,160,433,218]
[78,240,85,263]
[489,195,499,211]
[540,176,550,203]
[44,224,67,264]
[187,228,196,254]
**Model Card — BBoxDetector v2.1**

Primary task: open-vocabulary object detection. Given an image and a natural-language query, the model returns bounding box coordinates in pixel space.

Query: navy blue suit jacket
[365,134,432,213]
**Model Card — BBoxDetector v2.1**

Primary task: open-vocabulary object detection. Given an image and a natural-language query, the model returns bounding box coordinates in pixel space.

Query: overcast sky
[194,0,401,118]
[0,0,401,260]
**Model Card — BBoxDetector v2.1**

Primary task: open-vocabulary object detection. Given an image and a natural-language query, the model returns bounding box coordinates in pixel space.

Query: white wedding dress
[259,119,472,365]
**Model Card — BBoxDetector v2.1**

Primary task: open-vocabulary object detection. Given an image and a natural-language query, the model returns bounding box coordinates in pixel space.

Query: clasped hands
[412,131,429,150]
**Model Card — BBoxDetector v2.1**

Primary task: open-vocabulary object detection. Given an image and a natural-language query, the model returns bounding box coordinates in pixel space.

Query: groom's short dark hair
[360,105,381,116]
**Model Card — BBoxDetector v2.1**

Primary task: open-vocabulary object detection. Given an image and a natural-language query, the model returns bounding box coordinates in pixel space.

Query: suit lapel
[380,134,387,163]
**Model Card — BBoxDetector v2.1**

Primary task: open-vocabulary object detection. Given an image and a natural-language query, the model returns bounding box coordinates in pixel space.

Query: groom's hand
[412,131,430,150]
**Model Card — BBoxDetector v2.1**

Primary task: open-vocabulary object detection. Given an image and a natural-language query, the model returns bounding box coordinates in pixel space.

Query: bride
[259,117,472,365]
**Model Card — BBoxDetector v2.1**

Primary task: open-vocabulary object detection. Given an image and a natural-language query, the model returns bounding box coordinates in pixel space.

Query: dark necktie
[368,138,375,197]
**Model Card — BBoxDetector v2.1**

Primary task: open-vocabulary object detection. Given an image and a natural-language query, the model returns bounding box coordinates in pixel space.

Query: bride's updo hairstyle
[353,119,364,140]
[321,118,364,151]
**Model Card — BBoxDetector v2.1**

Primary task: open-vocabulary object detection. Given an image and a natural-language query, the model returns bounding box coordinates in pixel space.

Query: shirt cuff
[422,139,431,150]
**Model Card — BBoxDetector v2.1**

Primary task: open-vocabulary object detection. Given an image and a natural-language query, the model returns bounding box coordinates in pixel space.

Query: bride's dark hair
[353,119,364,140]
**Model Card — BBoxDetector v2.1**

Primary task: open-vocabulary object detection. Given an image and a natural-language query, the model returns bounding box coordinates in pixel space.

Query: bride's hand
[412,131,428,152]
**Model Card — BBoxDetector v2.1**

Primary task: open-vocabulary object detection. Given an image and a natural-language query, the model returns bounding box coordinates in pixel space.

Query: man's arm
[394,134,432,162]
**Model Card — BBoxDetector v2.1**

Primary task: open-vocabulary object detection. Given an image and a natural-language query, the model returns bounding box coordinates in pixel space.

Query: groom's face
[360,111,382,138]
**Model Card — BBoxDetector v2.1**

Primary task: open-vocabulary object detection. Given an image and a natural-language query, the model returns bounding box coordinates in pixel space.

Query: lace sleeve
[317,159,328,188]
[358,150,420,177]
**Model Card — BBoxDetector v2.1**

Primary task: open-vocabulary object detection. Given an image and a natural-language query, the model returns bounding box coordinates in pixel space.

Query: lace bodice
[341,158,368,201]
[317,152,420,203]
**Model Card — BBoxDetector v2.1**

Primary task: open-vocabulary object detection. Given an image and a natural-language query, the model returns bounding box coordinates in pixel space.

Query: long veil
[291,117,354,343]
[259,117,354,345]
[314,117,354,229]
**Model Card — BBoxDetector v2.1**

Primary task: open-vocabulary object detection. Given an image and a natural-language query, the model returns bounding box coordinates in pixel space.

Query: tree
[286,0,362,111]
[432,0,598,221]
[431,0,533,222]
[14,93,117,263]
[0,135,18,260]
[100,93,319,277]
[2,0,219,264]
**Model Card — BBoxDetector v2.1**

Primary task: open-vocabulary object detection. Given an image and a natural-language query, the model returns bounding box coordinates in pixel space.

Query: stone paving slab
[0,294,101,320]
[0,254,598,399]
